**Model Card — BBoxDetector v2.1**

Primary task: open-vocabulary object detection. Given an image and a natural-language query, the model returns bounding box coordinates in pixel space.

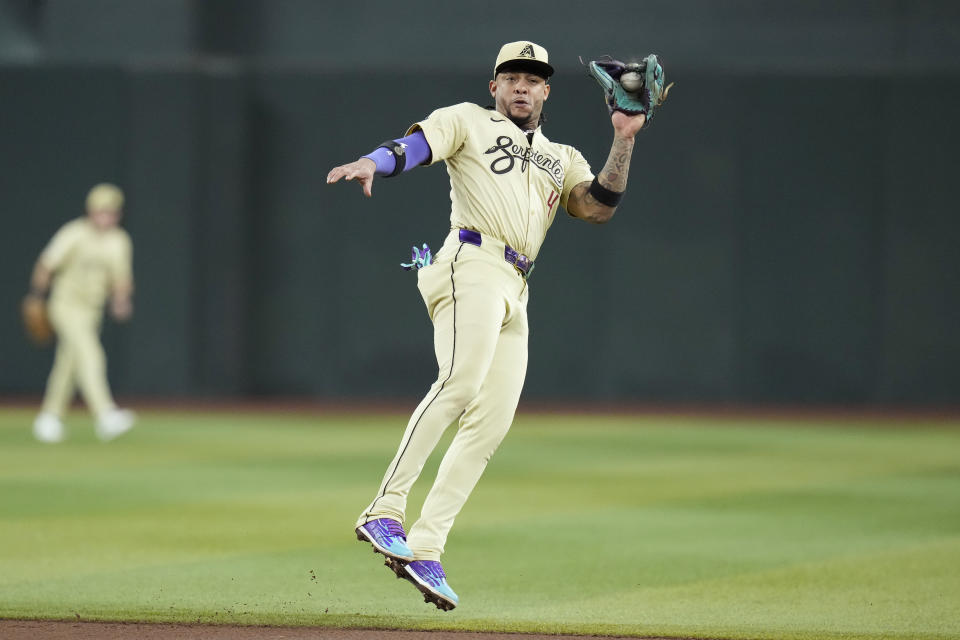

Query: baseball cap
[494,41,554,79]
[86,183,125,211]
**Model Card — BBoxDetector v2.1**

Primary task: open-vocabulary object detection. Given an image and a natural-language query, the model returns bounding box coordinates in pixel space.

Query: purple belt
[458,229,534,277]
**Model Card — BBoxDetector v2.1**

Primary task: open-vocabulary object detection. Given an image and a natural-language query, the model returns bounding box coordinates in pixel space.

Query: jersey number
[546,190,559,216]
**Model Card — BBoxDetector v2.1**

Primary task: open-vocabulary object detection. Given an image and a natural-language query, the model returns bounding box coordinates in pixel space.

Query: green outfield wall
[1,1,958,404]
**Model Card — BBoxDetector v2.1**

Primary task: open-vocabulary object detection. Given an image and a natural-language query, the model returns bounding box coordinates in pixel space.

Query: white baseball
[620,71,643,92]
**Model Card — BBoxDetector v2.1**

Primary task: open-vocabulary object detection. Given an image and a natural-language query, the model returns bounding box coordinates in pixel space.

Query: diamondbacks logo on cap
[518,44,535,58]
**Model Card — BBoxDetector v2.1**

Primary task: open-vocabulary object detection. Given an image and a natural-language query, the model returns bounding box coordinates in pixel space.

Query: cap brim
[495,59,554,79]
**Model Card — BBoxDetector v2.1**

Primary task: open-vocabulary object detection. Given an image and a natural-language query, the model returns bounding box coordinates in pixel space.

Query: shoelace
[380,519,407,540]
[412,560,446,581]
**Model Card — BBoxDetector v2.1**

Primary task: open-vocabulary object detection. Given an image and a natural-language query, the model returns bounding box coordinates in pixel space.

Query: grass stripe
[0,408,957,640]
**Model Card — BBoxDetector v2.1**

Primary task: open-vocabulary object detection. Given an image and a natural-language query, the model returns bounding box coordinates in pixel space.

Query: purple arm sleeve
[361,130,432,176]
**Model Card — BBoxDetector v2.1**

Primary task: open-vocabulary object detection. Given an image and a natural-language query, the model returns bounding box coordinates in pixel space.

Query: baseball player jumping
[327,41,669,611]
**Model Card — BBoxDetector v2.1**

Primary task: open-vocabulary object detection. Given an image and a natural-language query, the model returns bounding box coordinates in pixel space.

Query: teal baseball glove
[586,54,673,127]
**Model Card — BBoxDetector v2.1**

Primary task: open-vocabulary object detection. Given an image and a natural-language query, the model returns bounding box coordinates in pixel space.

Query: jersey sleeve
[405,103,472,166]
[559,147,595,210]
[110,232,134,289]
[38,219,82,271]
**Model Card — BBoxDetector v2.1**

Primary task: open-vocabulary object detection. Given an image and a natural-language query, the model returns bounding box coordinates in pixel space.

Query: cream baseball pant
[42,301,116,419]
[357,229,530,560]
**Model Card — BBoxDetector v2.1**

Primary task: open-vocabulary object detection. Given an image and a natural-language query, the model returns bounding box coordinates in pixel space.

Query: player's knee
[440,376,484,410]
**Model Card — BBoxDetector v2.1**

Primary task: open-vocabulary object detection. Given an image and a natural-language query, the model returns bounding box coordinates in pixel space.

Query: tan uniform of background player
[30,183,136,443]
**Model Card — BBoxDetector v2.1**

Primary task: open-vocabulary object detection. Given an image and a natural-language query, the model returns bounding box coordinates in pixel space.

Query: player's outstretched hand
[110,296,133,322]
[611,111,647,139]
[327,158,377,197]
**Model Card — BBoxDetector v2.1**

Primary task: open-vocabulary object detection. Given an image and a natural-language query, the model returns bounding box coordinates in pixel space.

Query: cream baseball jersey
[41,218,133,309]
[408,102,594,260]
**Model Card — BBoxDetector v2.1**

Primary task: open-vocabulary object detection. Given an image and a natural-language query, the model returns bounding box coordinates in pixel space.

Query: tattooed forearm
[569,132,639,223]
[598,136,634,192]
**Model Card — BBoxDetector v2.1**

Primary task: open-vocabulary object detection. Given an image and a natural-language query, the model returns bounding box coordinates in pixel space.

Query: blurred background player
[28,183,136,443]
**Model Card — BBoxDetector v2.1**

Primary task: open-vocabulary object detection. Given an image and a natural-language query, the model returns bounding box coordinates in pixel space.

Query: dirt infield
[0,621,698,640]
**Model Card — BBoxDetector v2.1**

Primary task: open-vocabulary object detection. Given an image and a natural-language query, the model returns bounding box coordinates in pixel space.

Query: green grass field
[0,406,958,640]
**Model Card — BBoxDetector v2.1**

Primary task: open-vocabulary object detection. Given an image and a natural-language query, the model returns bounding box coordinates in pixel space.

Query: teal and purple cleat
[355,518,414,562]
[392,559,459,611]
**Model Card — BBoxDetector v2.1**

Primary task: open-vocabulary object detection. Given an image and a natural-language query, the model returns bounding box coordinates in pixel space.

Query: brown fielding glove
[21,294,53,346]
